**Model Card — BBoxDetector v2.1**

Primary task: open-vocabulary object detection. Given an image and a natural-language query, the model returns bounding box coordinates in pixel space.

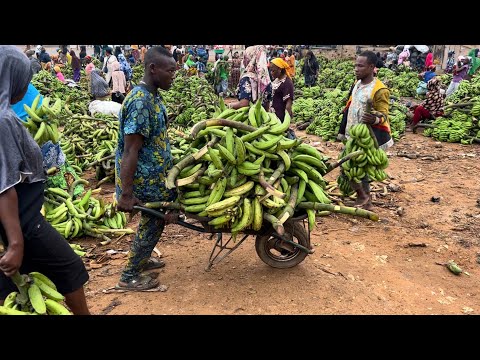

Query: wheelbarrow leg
[205,233,249,271]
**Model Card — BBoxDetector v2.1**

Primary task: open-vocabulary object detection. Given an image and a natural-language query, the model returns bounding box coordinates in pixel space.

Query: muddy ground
[74,129,480,315]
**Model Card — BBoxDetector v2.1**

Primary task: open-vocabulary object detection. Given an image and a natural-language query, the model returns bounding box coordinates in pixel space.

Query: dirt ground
[75,129,480,315]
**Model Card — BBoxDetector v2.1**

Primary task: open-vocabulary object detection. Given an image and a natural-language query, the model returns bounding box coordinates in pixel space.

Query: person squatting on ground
[115,46,178,291]
[0,46,90,314]
[410,77,445,129]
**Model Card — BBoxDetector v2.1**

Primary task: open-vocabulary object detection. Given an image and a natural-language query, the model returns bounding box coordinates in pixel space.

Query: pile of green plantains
[147,100,379,237]
[31,70,90,116]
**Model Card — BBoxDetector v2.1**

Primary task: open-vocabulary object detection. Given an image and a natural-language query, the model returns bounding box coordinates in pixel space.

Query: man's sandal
[115,275,160,292]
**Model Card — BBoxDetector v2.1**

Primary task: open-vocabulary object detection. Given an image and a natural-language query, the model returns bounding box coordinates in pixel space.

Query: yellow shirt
[66,52,72,65]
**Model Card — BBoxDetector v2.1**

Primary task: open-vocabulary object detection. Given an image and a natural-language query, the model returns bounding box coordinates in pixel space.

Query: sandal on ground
[115,275,160,291]
[140,257,166,272]
[354,200,374,211]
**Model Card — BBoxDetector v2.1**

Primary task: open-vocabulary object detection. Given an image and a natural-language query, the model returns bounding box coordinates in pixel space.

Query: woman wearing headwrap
[397,47,410,66]
[269,58,294,122]
[111,61,126,104]
[424,51,433,70]
[301,50,319,87]
[117,53,133,81]
[54,65,65,83]
[90,69,111,100]
[0,46,90,314]
[70,50,81,82]
[411,77,445,129]
[84,56,95,93]
[184,54,196,69]
[285,49,296,78]
[184,55,197,76]
[38,47,52,70]
[416,64,437,95]
[228,45,272,110]
[85,56,95,75]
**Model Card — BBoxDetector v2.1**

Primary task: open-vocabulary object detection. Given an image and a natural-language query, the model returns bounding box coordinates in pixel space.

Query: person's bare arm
[285,98,293,118]
[0,188,24,277]
[228,98,249,110]
[117,134,143,212]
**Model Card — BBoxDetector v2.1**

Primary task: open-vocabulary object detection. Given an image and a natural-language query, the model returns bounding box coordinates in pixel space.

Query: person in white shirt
[103,47,118,86]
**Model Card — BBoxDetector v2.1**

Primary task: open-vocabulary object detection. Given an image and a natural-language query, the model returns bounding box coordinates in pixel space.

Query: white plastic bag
[88,100,122,116]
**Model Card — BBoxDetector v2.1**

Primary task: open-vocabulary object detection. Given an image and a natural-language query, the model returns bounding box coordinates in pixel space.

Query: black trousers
[0,214,89,299]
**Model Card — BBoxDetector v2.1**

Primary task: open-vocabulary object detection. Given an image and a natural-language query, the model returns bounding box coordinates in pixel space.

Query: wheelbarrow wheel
[255,221,309,269]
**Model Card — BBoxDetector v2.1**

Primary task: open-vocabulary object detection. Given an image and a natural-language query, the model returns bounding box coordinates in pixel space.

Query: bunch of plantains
[147,100,379,237]
[23,94,62,146]
[0,272,71,315]
[337,123,389,196]
[31,70,90,116]
[43,187,133,244]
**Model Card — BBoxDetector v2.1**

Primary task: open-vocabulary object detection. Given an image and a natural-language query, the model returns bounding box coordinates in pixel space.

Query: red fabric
[424,53,433,69]
[412,105,431,125]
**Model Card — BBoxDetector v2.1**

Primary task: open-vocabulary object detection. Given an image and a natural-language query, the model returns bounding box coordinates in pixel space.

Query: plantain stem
[298,202,379,221]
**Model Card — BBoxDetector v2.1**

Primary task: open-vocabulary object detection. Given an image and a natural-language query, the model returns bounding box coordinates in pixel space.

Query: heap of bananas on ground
[377,67,420,98]
[445,76,480,105]
[0,272,71,315]
[294,58,355,92]
[43,186,133,243]
[147,101,378,236]
[131,64,144,85]
[305,89,348,141]
[389,101,408,141]
[337,124,389,196]
[23,94,62,146]
[318,59,355,90]
[60,113,118,175]
[161,74,218,127]
[129,65,219,127]
[294,86,323,99]
[423,110,479,144]
[31,70,90,115]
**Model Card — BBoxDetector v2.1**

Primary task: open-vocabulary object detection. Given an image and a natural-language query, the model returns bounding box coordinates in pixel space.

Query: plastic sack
[416,81,428,95]
[88,100,122,116]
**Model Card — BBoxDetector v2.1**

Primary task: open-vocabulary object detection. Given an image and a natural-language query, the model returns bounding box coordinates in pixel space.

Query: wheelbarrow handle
[132,206,209,233]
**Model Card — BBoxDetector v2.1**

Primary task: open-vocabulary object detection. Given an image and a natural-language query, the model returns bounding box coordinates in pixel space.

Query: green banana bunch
[161,101,333,235]
[43,186,132,242]
[337,123,389,195]
[22,95,62,146]
[1,272,71,315]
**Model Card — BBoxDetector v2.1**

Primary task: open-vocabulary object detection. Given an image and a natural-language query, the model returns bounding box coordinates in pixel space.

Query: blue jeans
[216,79,228,95]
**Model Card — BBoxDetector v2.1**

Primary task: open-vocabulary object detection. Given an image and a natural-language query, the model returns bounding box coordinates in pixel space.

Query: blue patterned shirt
[115,86,176,203]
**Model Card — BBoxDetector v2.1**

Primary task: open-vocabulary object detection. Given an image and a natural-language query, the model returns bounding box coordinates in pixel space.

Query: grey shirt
[0,110,45,194]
